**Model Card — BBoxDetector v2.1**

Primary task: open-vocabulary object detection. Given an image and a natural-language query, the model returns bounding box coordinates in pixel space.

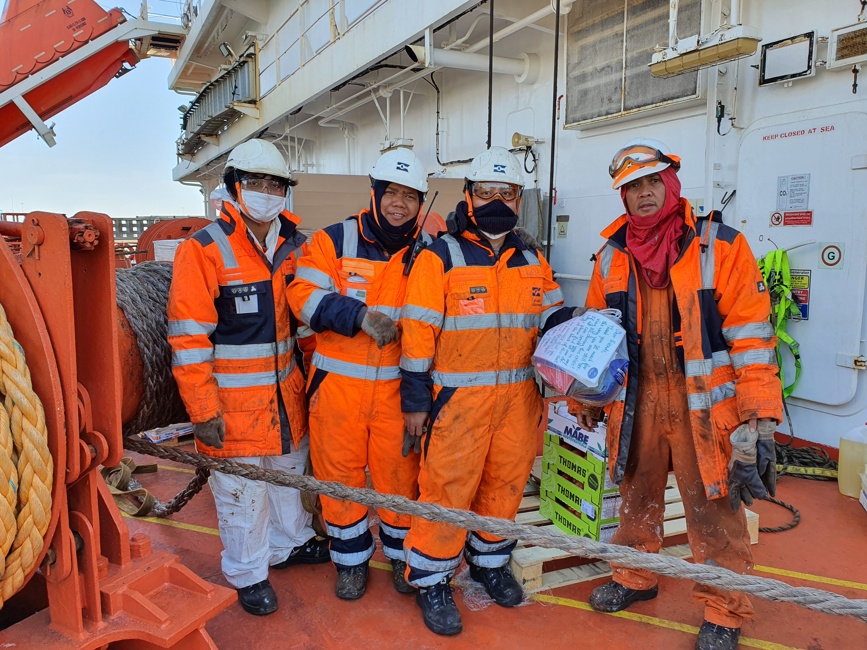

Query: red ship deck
[124,446,867,650]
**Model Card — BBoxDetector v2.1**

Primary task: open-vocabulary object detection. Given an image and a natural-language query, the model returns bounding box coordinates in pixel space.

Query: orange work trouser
[610,278,754,628]
[309,370,420,568]
[404,380,541,587]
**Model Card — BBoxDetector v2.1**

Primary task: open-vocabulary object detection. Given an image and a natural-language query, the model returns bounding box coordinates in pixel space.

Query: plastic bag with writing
[533,309,628,406]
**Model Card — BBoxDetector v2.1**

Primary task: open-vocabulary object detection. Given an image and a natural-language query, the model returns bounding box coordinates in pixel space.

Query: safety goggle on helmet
[609,139,681,189]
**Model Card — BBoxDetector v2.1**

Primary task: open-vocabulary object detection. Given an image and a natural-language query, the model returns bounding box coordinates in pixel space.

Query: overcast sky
[0,1,205,218]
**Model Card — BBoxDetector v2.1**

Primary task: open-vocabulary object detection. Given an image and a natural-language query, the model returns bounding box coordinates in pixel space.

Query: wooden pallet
[511,462,759,592]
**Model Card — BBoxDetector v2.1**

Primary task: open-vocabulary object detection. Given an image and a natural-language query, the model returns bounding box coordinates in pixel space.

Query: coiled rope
[115,262,188,437]
[0,303,53,608]
[124,437,867,624]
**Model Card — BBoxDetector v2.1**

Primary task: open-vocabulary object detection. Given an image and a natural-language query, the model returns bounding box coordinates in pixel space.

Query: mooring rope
[123,437,867,624]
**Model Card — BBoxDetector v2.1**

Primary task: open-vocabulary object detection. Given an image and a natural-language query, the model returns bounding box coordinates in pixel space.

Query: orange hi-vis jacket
[168,202,310,458]
[584,201,782,499]
[399,230,566,414]
[288,210,432,380]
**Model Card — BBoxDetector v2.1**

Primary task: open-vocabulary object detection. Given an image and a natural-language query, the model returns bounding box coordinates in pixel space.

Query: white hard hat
[225,139,291,179]
[609,137,680,189]
[369,148,429,193]
[466,146,525,187]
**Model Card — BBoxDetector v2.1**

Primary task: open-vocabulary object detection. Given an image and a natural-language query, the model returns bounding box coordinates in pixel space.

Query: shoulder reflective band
[757,249,802,398]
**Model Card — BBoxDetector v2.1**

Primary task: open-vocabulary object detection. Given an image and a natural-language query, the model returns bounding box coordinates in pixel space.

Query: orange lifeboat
[0,0,137,147]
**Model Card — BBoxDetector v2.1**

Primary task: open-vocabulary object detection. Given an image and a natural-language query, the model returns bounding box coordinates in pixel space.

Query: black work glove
[756,419,777,498]
[194,415,225,449]
[727,423,767,512]
[401,428,422,457]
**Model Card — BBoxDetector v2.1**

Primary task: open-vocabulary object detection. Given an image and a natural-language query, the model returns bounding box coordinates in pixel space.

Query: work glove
[361,310,399,349]
[194,415,225,450]
[402,428,422,457]
[727,422,767,512]
[756,418,777,498]
[515,227,540,250]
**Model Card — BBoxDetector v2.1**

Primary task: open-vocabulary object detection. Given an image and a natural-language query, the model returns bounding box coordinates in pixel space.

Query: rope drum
[115,262,188,437]
[0,303,52,608]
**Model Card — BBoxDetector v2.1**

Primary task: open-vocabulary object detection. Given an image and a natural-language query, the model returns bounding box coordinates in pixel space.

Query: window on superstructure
[565,0,701,127]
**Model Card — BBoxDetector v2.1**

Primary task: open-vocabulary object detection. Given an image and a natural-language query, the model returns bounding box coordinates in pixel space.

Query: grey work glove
[402,428,422,457]
[728,422,767,511]
[515,227,540,250]
[194,415,225,449]
[756,418,777,498]
[361,310,399,349]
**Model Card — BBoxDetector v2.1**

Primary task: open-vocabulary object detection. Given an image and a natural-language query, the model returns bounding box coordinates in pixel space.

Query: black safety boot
[272,536,330,568]
[695,621,741,650]
[236,579,278,616]
[469,564,524,607]
[335,564,369,600]
[391,559,415,594]
[589,581,659,613]
[416,580,462,635]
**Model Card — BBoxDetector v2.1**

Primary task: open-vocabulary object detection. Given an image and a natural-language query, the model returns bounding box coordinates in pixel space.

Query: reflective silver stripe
[431,366,535,387]
[444,235,466,268]
[277,361,295,383]
[420,231,434,246]
[312,351,400,380]
[214,339,294,360]
[330,546,376,566]
[326,517,370,540]
[297,324,314,338]
[685,358,714,378]
[522,249,540,266]
[300,288,329,324]
[172,348,214,367]
[723,321,775,342]
[371,305,401,322]
[441,313,539,331]
[204,221,239,270]
[407,548,461,573]
[687,382,736,411]
[732,348,777,369]
[542,288,563,307]
[686,351,734,378]
[700,221,719,290]
[168,319,216,337]
[470,554,511,568]
[599,245,615,280]
[342,219,359,258]
[400,355,433,373]
[214,371,277,388]
[379,521,408,540]
[401,304,443,327]
[295,265,337,291]
[466,535,513,553]
[540,305,560,329]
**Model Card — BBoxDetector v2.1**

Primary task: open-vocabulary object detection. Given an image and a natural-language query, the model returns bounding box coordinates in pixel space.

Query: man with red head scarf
[572,139,782,650]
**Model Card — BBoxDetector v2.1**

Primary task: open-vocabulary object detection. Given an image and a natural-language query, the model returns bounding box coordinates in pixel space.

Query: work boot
[236,579,278,616]
[416,580,462,636]
[335,564,369,600]
[391,559,415,594]
[469,564,524,607]
[589,581,658,613]
[272,536,330,568]
[695,621,741,650]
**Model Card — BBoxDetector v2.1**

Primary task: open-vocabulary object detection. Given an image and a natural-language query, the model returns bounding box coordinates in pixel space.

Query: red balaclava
[622,166,685,289]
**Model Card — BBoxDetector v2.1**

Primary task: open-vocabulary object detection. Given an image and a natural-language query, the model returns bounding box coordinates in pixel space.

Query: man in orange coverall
[572,138,782,650]
[288,148,431,601]
[400,146,576,636]
[167,139,328,617]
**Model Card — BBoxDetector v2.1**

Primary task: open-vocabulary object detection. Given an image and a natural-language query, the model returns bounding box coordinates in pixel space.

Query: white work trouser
[209,436,315,589]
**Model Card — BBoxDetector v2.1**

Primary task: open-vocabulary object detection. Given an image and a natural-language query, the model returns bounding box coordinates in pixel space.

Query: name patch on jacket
[470,286,487,294]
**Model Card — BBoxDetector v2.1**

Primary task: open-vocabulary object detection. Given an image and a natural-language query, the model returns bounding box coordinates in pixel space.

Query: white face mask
[480,229,509,239]
[240,189,284,223]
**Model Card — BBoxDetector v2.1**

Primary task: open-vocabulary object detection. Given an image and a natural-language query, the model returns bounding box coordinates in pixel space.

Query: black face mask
[472,199,518,236]
[366,180,420,254]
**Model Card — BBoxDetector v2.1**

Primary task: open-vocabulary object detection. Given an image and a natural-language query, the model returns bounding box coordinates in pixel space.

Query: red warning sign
[783,210,813,226]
